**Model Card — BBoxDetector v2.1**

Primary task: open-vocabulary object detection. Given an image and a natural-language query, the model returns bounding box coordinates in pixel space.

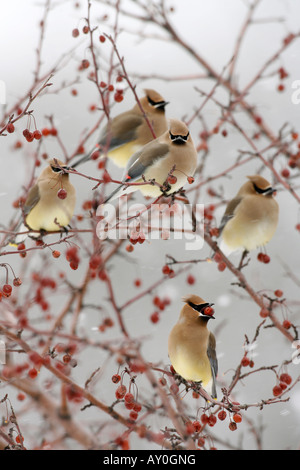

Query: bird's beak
[265,187,276,196]
[201,303,215,319]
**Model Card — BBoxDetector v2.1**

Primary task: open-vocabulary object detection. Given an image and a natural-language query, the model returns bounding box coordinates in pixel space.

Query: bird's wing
[218,196,242,234]
[124,141,170,182]
[207,332,218,399]
[23,184,40,215]
[99,114,143,149]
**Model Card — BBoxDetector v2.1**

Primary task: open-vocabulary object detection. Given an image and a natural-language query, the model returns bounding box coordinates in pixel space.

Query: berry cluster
[112,376,143,423]
[150,295,171,323]
[65,246,80,270]
[257,252,271,264]
[213,252,227,272]
[273,373,292,396]
[32,272,57,312]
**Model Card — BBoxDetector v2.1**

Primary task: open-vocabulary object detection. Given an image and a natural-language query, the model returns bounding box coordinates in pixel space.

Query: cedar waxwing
[72,89,169,169]
[103,119,198,203]
[218,175,279,256]
[168,295,218,399]
[12,159,76,243]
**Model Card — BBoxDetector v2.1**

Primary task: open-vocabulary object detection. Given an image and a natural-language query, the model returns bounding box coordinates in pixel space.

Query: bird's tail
[8,222,29,246]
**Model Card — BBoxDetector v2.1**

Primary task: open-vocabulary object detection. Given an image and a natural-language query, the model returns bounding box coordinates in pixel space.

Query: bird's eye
[147,96,157,107]
[253,183,272,195]
[51,165,63,173]
[169,131,189,143]
[188,301,210,313]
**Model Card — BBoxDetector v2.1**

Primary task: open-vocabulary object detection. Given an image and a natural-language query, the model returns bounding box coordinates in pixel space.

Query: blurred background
[1,0,300,450]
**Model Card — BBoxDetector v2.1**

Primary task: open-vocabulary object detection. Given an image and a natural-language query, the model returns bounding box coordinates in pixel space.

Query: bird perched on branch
[11,159,76,245]
[218,175,279,256]
[103,119,198,203]
[168,294,218,399]
[72,89,169,169]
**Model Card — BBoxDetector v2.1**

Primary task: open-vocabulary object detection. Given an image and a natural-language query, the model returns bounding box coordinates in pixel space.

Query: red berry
[89,255,102,269]
[69,261,79,270]
[134,278,142,287]
[260,307,269,318]
[277,84,285,92]
[33,130,42,140]
[115,385,127,399]
[28,368,38,379]
[192,420,202,432]
[81,59,90,69]
[150,312,159,324]
[41,128,50,136]
[273,385,282,396]
[52,250,61,259]
[229,422,237,431]
[282,319,291,329]
[167,175,177,185]
[13,277,22,287]
[17,393,26,401]
[214,252,223,263]
[91,150,100,160]
[241,356,250,367]
[2,284,12,296]
[7,123,15,133]
[218,410,227,421]
[263,254,271,264]
[99,35,106,43]
[279,382,287,390]
[82,25,89,34]
[200,414,209,425]
[162,265,171,275]
[279,373,292,385]
[198,437,205,447]
[72,28,79,37]
[185,421,195,434]
[129,411,138,421]
[114,92,124,103]
[187,176,194,184]
[203,306,214,316]
[124,393,134,404]
[233,413,242,423]
[281,168,290,178]
[15,435,24,444]
[187,274,195,285]
[57,188,67,199]
[257,252,265,262]
[208,415,217,427]
[274,289,283,298]
[218,262,226,272]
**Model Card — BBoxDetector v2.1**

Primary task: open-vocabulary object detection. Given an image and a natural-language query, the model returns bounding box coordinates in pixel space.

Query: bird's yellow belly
[170,348,212,385]
[26,204,72,231]
[223,217,277,251]
[108,143,141,168]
